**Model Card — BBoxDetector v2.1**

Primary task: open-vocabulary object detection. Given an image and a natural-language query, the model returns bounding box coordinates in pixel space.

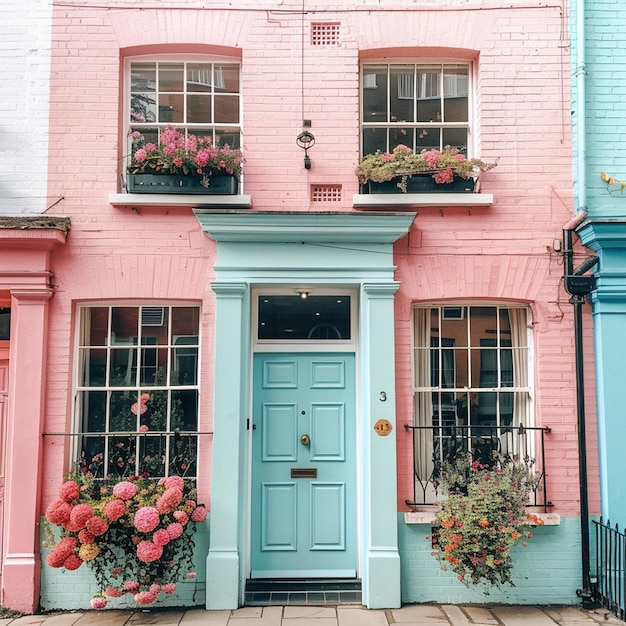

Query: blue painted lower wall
[398,515,583,605]
[39,519,209,611]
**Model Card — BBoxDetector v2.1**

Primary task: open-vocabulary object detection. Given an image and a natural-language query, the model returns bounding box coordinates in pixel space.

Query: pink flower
[134,591,158,605]
[110,566,123,577]
[90,595,108,610]
[123,581,140,592]
[152,529,170,546]
[131,402,148,415]
[134,506,160,533]
[191,506,207,523]
[140,393,151,403]
[434,168,454,184]
[46,500,72,525]
[162,583,176,595]
[46,550,66,569]
[133,148,148,163]
[185,572,197,579]
[173,510,189,525]
[63,554,83,571]
[136,540,163,563]
[421,149,441,169]
[55,536,78,560]
[104,499,126,522]
[105,586,122,598]
[59,480,80,502]
[156,487,183,514]
[69,503,94,530]
[78,529,95,544]
[149,583,161,595]
[164,476,184,491]
[113,481,138,501]
[86,515,108,536]
[167,522,184,540]
[185,499,197,510]
[139,424,149,432]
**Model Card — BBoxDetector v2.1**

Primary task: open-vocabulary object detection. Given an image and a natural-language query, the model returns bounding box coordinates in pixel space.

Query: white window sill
[109,193,251,209]
[353,193,493,209]
[404,510,560,526]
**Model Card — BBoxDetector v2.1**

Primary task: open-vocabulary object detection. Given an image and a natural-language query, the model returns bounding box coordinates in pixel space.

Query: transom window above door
[257,295,351,341]
[361,62,471,156]
[126,57,242,155]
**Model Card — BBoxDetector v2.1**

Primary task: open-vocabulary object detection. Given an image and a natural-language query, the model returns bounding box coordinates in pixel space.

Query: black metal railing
[593,518,626,620]
[403,423,552,508]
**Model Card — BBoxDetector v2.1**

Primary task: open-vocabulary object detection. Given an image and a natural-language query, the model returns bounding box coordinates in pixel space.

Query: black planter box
[127,173,238,195]
[366,175,476,194]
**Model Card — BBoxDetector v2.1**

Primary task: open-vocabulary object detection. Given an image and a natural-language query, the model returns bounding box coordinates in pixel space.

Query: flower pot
[127,173,238,195]
[366,174,476,194]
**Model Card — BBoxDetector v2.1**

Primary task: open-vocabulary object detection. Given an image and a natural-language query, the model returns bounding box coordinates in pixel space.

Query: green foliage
[355,144,497,191]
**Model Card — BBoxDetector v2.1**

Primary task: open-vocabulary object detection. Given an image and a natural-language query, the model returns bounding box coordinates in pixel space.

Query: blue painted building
[571,0,626,526]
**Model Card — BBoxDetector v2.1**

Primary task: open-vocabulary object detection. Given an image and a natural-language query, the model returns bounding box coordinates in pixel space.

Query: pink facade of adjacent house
[0,0,599,614]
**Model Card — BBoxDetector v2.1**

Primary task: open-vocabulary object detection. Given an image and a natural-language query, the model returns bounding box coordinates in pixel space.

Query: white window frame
[72,302,201,480]
[360,60,476,156]
[411,303,535,502]
[123,54,242,170]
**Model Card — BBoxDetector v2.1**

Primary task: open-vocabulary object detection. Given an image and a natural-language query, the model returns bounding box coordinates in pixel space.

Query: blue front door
[251,353,356,578]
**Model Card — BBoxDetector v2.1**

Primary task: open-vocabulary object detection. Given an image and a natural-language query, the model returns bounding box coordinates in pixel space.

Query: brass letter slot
[291,468,317,478]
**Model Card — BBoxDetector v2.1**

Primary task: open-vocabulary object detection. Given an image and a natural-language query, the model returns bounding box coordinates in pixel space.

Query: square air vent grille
[311,185,342,202]
[311,22,340,46]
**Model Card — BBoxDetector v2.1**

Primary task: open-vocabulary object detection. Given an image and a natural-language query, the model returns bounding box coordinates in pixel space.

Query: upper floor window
[75,304,200,481]
[127,57,241,156]
[361,63,470,157]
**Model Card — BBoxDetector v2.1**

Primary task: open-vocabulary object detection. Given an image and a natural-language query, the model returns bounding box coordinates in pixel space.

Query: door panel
[251,353,356,578]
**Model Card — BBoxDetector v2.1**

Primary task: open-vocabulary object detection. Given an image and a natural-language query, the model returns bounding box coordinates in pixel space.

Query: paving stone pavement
[0,605,623,626]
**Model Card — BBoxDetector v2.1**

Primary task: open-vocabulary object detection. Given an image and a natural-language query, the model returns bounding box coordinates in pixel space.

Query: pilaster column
[205,282,249,610]
[2,288,53,612]
[360,282,401,609]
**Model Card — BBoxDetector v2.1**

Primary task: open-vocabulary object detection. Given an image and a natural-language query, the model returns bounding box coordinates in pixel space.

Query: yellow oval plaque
[374,419,393,436]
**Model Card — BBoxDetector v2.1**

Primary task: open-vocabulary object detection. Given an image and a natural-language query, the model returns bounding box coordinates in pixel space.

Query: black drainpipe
[562,211,597,608]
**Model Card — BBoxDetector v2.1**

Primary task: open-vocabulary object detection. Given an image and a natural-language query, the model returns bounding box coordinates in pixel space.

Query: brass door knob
[300,434,310,446]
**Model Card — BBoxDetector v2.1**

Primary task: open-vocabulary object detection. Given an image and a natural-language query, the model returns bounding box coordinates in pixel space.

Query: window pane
[187,94,212,124]
[390,65,414,123]
[214,95,240,123]
[158,94,184,123]
[217,64,239,93]
[362,128,387,156]
[443,64,468,122]
[159,64,184,91]
[80,348,106,387]
[187,63,213,92]
[416,65,441,123]
[87,307,109,346]
[416,127,440,152]
[442,128,468,153]
[258,295,351,340]
[362,64,388,123]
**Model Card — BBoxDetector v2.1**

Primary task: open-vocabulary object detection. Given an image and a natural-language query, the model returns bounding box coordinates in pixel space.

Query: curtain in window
[502,308,528,456]
[414,308,434,483]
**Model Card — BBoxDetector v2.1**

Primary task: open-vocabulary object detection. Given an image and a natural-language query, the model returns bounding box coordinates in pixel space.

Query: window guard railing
[403,423,552,509]
[42,430,213,480]
[593,517,626,622]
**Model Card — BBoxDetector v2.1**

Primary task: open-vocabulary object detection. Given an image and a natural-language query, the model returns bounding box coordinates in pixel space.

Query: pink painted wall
[43,0,597,529]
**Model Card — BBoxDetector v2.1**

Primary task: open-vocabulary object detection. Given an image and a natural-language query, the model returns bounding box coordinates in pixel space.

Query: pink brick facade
[0,0,599,613]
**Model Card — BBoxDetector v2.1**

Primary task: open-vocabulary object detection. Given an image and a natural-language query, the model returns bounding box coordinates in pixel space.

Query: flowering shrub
[431,452,544,588]
[44,467,207,609]
[127,126,243,182]
[355,145,497,192]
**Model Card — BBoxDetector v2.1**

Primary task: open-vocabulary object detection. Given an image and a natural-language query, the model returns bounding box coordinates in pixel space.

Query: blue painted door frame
[197,211,416,610]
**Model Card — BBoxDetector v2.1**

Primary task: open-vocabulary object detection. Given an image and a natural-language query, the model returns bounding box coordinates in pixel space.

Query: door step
[245,579,362,606]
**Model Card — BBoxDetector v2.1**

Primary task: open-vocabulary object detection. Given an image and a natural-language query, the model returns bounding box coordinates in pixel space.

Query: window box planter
[365,175,476,194]
[126,173,238,195]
